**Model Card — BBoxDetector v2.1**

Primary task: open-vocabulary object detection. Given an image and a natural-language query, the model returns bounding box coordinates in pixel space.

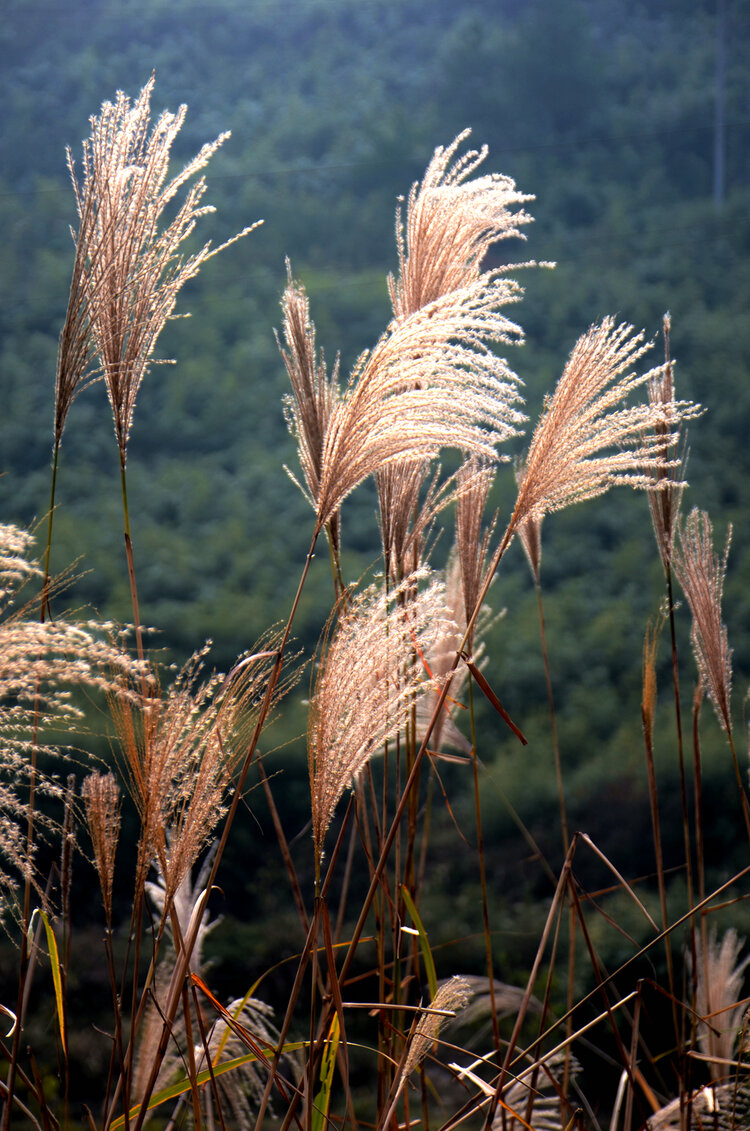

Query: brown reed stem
[665,566,693,907]
[642,699,678,1044]
[468,676,500,1052]
[119,452,145,666]
[534,577,568,853]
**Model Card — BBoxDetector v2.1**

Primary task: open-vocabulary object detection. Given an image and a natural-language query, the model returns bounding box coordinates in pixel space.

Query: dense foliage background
[1,0,750,1095]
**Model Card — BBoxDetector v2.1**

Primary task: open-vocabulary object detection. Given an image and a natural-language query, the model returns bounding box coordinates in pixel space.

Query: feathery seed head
[300,136,531,530]
[641,617,664,747]
[67,77,259,459]
[314,281,526,529]
[416,552,482,758]
[308,573,449,871]
[0,523,148,920]
[694,927,750,1082]
[674,508,733,734]
[377,462,457,584]
[511,317,701,532]
[278,264,340,515]
[82,772,121,923]
[115,643,280,905]
[389,130,533,319]
[402,976,472,1079]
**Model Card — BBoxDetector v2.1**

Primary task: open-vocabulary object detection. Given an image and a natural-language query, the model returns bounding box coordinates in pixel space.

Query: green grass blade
[28,910,66,1056]
[109,1042,308,1130]
[311,1013,340,1131]
[400,885,437,999]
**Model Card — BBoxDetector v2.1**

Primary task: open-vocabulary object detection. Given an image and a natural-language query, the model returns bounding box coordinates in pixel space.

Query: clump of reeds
[7,90,747,1131]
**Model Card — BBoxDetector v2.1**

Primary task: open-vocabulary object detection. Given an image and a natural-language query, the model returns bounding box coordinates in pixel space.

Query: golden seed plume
[377,462,457,584]
[298,134,531,531]
[314,282,525,529]
[278,263,340,516]
[511,318,701,532]
[673,508,733,734]
[401,976,471,1079]
[388,130,533,319]
[416,552,475,757]
[114,642,280,906]
[67,76,259,459]
[641,617,664,747]
[54,180,104,446]
[308,574,449,870]
[81,772,121,923]
[0,523,147,918]
[694,927,750,1083]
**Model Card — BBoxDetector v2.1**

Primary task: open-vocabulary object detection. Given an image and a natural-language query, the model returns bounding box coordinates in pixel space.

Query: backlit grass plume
[114,644,280,906]
[511,318,700,532]
[388,130,533,319]
[278,265,340,529]
[312,284,525,529]
[67,75,259,462]
[283,136,528,533]
[0,523,145,916]
[381,976,471,1126]
[694,927,750,1083]
[81,772,121,925]
[308,574,448,877]
[378,461,457,584]
[674,508,733,735]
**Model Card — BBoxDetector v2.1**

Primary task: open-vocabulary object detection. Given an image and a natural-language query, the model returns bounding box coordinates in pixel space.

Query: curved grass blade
[108,1045,308,1131]
[401,884,438,1000]
[28,909,66,1056]
[312,1012,340,1131]
[462,656,527,744]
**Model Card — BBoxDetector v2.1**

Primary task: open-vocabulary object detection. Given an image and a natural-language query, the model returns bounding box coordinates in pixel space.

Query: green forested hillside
[2,0,750,1081]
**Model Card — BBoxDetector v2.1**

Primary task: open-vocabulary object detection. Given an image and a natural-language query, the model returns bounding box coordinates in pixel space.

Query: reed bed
[0,80,747,1131]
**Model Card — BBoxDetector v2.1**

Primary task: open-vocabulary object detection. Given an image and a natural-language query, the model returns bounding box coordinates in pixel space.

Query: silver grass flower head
[82,772,121,923]
[196,996,302,1124]
[674,508,733,734]
[389,130,534,319]
[377,461,457,584]
[511,317,701,532]
[0,523,147,919]
[416,551,477,757]
[308,572,450,869]
[115,643,279,904]
[314,281,526,529]
[694,927,750,1083]
[278,263,340,517]
[68,76,259,459]
[402,976,472,1078]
